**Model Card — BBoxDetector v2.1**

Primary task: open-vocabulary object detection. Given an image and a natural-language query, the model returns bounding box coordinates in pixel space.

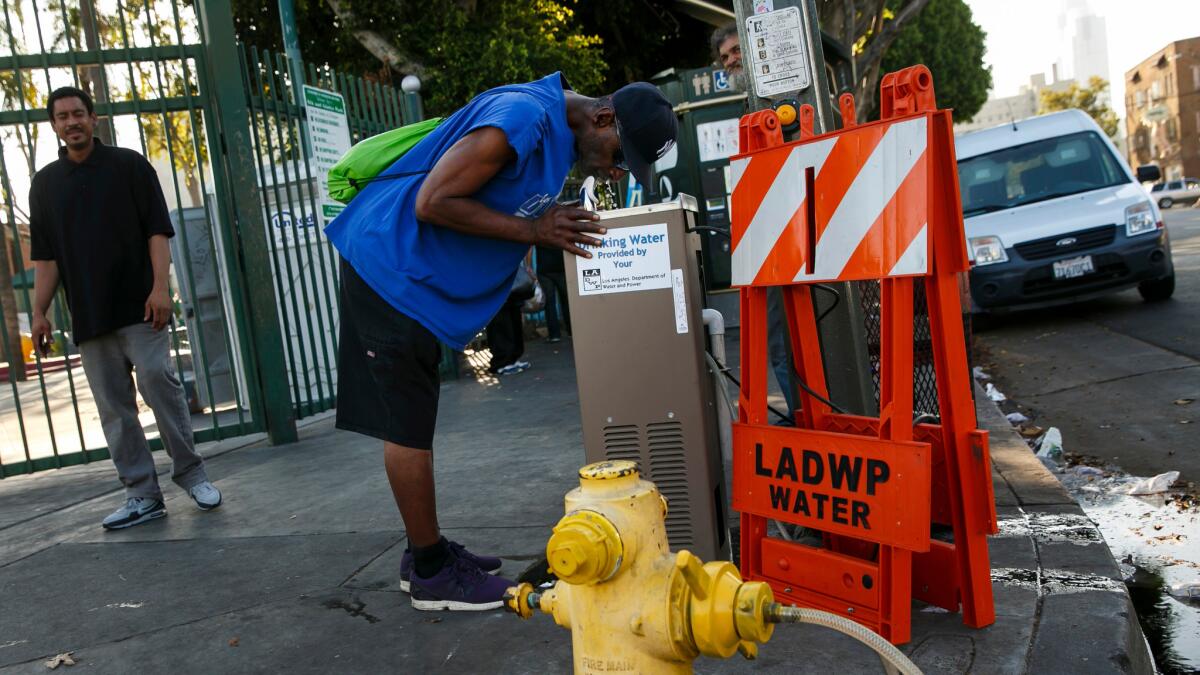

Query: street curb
[976,381,1156,674]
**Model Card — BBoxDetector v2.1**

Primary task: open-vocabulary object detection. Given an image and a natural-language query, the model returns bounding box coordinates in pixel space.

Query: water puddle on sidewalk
[1058,470,1200,674]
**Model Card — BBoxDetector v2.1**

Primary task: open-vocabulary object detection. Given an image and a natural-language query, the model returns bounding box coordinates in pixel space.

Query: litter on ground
[1127,471,1182,496]
[44,653,74,669]
[1036,427,1064,464]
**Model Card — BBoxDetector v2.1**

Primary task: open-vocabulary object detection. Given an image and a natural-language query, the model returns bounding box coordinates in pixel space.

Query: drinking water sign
[577,223,672,295]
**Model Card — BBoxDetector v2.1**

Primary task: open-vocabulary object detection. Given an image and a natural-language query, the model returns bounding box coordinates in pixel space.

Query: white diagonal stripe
[732,138,837,285]
[794,117,928,282]
[729,157,749,194]
[888,224,928,276]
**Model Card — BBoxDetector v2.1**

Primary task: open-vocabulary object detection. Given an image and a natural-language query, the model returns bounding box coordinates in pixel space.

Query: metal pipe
[702,310,732,469]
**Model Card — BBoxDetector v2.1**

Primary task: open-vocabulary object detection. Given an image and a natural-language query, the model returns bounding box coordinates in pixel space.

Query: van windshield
[957,131,1127,217]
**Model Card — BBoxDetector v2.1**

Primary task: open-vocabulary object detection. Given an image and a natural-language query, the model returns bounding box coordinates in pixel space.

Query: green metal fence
[238,43,423,418]
[0,0,423,477]
[0,0,263,477]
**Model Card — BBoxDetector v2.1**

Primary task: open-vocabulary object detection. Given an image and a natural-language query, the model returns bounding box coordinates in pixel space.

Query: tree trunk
[79,0,115,145]
[0,226,27,382]
[850,0,931,121]
[324,0,426,76]
[185,170,202,207]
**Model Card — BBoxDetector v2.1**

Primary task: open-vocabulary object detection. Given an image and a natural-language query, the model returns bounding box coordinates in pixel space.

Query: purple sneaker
[398,539,503,593]
[410,553,515,611]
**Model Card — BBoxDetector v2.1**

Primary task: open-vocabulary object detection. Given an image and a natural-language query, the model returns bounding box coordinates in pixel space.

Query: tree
[570,1,715,94]
[818,0,934,120]
[873,0,990,121]
[1039,76,1119,138]
[0,220,27,381]
[233,0,608,116]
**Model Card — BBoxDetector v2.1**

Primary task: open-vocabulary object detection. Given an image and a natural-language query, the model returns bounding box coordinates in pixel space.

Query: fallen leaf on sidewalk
[1174,398,1194,406]
[44,653,75,669]
[228,638,239,648]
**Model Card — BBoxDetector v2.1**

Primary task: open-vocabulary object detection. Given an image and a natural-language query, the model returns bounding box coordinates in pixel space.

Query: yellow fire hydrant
[503,460,776,674]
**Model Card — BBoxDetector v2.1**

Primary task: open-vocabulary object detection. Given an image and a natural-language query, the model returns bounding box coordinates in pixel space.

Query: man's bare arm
[414,127,605,258]
[144,234,172,330]
[31,260,59,355]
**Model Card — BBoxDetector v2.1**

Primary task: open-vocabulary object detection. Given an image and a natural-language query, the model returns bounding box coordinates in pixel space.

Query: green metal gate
[238,42,425,419]
[0,0,420,477]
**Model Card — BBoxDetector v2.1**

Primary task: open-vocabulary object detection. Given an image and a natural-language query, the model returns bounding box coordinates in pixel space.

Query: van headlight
[968,235,1008,266]
[1125,201,1158,236]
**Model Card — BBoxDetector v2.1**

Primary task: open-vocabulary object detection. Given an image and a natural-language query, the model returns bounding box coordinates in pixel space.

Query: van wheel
[1139,273,1175,302]
[1158,197,1174,209]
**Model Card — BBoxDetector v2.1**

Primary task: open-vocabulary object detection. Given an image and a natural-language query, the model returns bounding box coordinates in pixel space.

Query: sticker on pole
[745,6,811,98]
[577,223,671,295]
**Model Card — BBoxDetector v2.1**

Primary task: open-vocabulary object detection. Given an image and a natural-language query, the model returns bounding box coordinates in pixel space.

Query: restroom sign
[576,223,672,295]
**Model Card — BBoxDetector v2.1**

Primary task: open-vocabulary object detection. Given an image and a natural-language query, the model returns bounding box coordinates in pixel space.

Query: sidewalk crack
[1026,363,1199,398]
[337,535,406,587]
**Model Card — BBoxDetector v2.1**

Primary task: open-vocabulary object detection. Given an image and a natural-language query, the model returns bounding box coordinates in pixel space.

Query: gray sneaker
[102,497,166,530]
[188,481,222,510]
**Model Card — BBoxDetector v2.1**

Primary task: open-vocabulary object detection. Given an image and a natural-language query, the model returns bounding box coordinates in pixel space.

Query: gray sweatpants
[78,322,208,500]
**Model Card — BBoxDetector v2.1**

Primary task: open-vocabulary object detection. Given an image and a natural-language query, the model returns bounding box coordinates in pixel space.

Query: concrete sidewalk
[0,338,1152,673]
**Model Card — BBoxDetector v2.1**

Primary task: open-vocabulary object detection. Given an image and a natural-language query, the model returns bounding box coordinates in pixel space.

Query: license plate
[1052,255,1095,280]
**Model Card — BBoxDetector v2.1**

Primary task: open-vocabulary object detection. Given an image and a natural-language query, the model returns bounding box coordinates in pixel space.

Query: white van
[955,109,1174,314]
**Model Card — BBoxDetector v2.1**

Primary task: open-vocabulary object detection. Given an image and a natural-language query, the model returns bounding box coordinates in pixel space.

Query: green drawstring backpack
[327,116,444,204]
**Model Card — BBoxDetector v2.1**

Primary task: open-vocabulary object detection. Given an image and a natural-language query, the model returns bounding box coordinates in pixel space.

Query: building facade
[1125,37,1200,182]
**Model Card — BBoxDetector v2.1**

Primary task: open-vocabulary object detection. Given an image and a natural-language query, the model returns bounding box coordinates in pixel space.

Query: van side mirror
[1136,165,1161,183]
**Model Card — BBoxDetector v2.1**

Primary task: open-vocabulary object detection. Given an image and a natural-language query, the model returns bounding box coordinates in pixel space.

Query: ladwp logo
[582,268,602,291]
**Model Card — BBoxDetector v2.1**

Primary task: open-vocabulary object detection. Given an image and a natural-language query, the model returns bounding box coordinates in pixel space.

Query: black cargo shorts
[335,258,441,450]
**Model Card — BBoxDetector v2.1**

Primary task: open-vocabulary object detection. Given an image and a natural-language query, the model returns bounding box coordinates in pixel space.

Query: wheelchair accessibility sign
[713,69,731,92]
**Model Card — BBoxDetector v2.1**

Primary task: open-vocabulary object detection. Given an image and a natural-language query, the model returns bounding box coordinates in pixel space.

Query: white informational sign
[671,269,689,334]
[577,223,672,296]
[746,6,812,98]
[696,118,741,163]
[303,85,353,225]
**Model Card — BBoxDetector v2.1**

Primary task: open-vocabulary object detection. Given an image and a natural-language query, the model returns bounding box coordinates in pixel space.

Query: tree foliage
[233,0,609,116]
[569,2,714,94]
[1038,76,1119,138]
[874,0,990,121]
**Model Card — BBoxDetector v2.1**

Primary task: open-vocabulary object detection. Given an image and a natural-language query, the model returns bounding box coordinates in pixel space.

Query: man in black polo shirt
[30,86,222,529]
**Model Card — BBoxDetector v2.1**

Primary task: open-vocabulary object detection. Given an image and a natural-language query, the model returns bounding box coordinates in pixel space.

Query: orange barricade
[730,66,997,644]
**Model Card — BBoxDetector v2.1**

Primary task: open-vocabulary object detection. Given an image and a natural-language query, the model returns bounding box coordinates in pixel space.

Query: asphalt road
[973,207,1200,484]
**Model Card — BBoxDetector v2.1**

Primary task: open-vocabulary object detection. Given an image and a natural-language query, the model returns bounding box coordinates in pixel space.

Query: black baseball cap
[612,82,678,187]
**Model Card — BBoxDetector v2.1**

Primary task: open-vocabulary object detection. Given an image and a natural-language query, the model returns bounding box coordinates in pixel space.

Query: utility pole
[277,0,306,100]
[730,0,876,415]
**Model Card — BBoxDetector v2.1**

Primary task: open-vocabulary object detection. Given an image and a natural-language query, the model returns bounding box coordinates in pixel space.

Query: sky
[965,0,1198,120]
